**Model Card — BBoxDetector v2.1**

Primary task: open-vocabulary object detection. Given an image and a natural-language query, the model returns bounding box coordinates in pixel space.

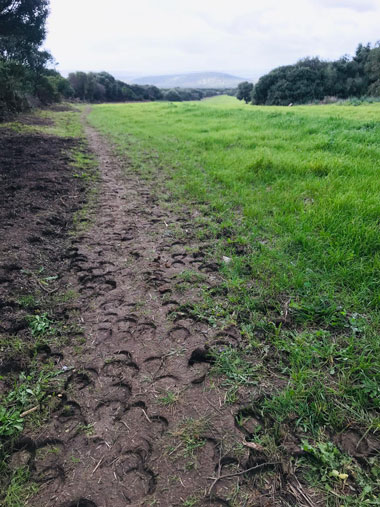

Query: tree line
[237,42,380,106]
[66,71,233,102]
[0,1,230,119]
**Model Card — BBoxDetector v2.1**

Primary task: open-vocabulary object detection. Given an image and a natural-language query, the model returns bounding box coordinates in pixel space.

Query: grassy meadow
[89,97,380,503]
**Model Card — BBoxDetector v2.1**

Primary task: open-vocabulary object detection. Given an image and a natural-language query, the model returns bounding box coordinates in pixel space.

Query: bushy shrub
[0,61,30,119]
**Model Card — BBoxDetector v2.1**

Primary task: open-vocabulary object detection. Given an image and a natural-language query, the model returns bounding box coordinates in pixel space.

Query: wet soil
[1,114,325,506]
[0,128,85,375]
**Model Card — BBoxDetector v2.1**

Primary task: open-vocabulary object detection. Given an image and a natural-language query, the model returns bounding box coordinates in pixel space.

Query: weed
[298,440,379,504]
[0,370,58,437]
[182,496,199,507]
[78,423,95,436]
[27,313,53,337]
[0,407,24,437]
[158,391,179,406]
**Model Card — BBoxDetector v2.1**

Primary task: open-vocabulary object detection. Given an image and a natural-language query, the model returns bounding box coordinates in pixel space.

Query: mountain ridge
[131,71,245,89]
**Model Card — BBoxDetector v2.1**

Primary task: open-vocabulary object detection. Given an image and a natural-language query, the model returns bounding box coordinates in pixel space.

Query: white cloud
[45,0,380,80]
[314,0,376,12]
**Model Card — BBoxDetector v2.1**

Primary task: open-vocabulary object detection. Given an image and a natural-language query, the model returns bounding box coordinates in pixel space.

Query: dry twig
[207,461,280,488]
[20,406,39,418]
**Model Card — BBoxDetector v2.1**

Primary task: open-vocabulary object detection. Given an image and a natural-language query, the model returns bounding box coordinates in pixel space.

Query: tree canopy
[236,81,253,103]
[247,42,380,106]
[0,0,50,65]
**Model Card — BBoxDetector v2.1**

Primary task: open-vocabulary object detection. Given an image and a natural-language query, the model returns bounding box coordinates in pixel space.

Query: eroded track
[16,118,271,507]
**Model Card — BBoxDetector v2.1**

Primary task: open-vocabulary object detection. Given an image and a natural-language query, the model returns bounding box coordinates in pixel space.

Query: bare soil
[1,114,320,506]
[0,127,85,374]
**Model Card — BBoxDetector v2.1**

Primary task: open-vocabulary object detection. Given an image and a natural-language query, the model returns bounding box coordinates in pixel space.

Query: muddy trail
[0,112,320,506]
[33,121,259,506]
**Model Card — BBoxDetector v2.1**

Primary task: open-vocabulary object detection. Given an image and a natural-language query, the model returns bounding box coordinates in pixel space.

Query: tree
[143,85,162,101]
[164,89,182,101]
[68,72,88,100]
[236,81,253,103]
[365,44,380,96]
[0,0,50,66]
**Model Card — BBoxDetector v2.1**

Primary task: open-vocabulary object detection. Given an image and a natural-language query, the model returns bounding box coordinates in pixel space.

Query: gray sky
[45,0,380,80]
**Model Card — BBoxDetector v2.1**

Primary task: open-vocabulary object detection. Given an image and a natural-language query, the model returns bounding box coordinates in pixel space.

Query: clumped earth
[1,108,378,506]
[0,125,84,375]
[0,118,88,501]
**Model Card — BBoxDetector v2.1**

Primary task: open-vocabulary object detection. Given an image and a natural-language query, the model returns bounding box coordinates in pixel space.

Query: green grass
[89,97,380,307]
[88,96,380,503]
[210,346,260,403]
[158,390,179,406]
[2,467,38,507]
[170,417,208,462]
[37,107,85,138]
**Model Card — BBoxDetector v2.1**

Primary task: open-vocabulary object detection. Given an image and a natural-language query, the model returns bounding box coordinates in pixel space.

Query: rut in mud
[2,113,319,506]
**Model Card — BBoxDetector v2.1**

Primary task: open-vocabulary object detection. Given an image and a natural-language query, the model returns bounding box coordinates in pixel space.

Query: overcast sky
[45,0,380,80]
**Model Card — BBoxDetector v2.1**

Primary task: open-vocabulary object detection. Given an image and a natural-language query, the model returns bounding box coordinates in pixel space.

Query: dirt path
[25,115,268,506]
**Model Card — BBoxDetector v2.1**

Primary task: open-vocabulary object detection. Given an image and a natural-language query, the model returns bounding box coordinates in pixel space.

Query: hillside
[131,71,244,89]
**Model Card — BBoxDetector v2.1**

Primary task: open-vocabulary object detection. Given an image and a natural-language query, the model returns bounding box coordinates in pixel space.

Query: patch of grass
[0,335,25,355]
[35,446,61,458]
[177,269,206,284]
[54,289,78,304]
[2,467,38,507]
[210,347,260,402]
[16,294,38,309]
[78,423,95,436]
[71,169,99,232]
[38,108,85,138]
[0,121,36,134]
[72,150,98,181]
[182,496,199,507]
[171,417,208,461]
[0,369,58,438]
[158,390,179,406]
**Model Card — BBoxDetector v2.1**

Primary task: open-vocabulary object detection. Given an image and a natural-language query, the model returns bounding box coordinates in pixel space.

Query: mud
[21,122,258,506]
[0,128,84,378]
[3,113,368,505]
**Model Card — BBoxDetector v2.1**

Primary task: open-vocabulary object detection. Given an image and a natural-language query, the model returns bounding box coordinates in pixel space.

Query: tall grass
[90,97,380,309]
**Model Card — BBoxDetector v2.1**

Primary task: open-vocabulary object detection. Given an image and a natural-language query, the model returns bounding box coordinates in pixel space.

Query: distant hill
[131,72,245,89]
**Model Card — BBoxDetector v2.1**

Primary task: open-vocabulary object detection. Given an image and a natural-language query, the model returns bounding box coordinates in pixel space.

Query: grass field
[89,96,380,504]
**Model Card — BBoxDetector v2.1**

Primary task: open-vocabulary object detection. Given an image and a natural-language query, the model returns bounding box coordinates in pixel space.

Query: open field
[1,99,379,506]
[88,96,380,504]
